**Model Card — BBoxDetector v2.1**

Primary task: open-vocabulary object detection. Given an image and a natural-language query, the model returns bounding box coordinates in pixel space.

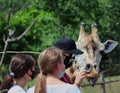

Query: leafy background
[0,0,120,81]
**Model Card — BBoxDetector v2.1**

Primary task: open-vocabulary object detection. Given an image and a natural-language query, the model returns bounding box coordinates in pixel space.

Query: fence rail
[0,51,40,54]
[82,73,120,93]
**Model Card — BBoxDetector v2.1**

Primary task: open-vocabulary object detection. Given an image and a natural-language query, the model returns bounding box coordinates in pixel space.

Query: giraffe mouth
[87,77,97,87]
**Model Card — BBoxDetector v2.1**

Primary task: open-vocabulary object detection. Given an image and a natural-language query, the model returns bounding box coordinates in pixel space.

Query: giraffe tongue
[88,78,97,87]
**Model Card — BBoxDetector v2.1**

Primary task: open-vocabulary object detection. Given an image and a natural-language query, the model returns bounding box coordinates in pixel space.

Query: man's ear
[103,40,118,53]
[26,69,31,75]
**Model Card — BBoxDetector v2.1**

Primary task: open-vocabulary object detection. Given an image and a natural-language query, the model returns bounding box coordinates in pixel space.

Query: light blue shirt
[27,84,81,93]
[47,84,81,93]
[8,84,26,93]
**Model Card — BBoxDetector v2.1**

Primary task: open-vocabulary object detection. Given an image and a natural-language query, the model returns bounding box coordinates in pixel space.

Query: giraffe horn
[78,22,86,41]
[91,23,98,36]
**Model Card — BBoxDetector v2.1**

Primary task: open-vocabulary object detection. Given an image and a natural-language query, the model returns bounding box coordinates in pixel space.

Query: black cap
[53,37,83,55]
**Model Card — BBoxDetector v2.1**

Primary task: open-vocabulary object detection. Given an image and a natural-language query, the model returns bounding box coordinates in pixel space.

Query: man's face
[64,52,74,69]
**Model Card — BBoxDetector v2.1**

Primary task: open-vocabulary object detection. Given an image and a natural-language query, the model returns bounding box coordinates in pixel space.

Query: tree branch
[0,15,39,67]
[52,0,64,36]
[0,51,40,54]
[8,16,39,42]
[7,0,13,27]
[0,0,13,67]
[0,41,9,66]
[47,0,64,36]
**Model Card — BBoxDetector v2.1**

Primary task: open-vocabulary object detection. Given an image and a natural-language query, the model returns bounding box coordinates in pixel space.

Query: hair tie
[10,72,15,77]
[42,71,47,76]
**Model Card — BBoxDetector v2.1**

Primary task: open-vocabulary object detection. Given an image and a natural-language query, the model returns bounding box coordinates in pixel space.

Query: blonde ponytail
[35,72,46,93]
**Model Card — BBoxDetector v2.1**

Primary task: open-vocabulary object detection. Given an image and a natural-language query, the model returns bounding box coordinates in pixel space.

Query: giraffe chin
[87,77,97,87]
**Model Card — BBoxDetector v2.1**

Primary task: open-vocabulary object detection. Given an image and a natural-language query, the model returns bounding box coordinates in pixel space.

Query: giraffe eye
[94,64,99,71]
[86,47,89,53]
[76,64,81,71]
[93,46,97,50]
[94,64,97,69]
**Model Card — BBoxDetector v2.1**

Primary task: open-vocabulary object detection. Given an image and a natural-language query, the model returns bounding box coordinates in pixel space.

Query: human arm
[73,70,87,87]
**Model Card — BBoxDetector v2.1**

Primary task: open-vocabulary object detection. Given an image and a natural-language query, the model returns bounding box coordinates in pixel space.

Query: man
[53,36,84,84]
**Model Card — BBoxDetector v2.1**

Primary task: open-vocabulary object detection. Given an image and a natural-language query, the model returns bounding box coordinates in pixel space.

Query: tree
[0,0,119,79]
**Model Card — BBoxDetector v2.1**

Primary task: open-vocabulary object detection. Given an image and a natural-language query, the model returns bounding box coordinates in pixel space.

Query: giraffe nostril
[85,64,92,72]
[94,64,99,71]
[86,64,90,69]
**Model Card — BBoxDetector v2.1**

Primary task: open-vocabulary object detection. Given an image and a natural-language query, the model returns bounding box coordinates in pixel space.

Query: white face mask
[60,65,65,78]
[60,71,65,78]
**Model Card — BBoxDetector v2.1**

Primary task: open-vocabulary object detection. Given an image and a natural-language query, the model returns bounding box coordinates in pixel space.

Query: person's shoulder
[8,84,25,93]
[63,84,82,93]
[27,86,35,93]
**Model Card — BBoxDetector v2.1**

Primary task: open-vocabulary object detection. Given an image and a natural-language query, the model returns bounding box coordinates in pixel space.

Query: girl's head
[0,54,35,92]
[9,54,35,79]
[35,47,65,93]
[38,47,64,75]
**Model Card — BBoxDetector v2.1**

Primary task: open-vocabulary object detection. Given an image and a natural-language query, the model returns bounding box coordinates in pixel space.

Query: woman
[0,54,35,93]
[35,47,83,93]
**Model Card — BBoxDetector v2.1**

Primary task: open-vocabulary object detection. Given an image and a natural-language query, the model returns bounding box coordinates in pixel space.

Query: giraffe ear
[103,40,118,53]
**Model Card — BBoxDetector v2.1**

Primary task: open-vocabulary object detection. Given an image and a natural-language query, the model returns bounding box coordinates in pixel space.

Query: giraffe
[65,23,118,86]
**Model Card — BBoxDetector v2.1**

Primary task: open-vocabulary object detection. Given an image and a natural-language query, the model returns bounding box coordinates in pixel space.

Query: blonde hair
[35,47,64,93]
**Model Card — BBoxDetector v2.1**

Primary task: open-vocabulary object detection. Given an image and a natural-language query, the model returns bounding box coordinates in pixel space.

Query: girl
[0,54,35,93]
[35,47,83,93]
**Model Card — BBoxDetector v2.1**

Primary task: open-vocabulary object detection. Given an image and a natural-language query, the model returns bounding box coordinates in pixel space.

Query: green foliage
[0,64,8,81]
[0,0,120,76]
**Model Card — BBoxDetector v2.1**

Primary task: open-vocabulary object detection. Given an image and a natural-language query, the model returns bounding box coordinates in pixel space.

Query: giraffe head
[74,22,118,86]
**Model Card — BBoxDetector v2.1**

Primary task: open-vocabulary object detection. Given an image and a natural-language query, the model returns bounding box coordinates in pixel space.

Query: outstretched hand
[74,70,87,86]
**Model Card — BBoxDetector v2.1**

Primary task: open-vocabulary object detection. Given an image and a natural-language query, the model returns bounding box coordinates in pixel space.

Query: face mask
[64,54,74,69]
[60,65,65,78]
[31,70,35,79]
[60,71,65,78]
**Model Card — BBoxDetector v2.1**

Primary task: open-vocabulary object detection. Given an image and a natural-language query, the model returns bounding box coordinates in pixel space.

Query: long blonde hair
[35,47,63,93]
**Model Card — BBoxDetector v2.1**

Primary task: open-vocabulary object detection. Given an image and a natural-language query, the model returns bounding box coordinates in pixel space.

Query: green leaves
[0,0,119,75]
